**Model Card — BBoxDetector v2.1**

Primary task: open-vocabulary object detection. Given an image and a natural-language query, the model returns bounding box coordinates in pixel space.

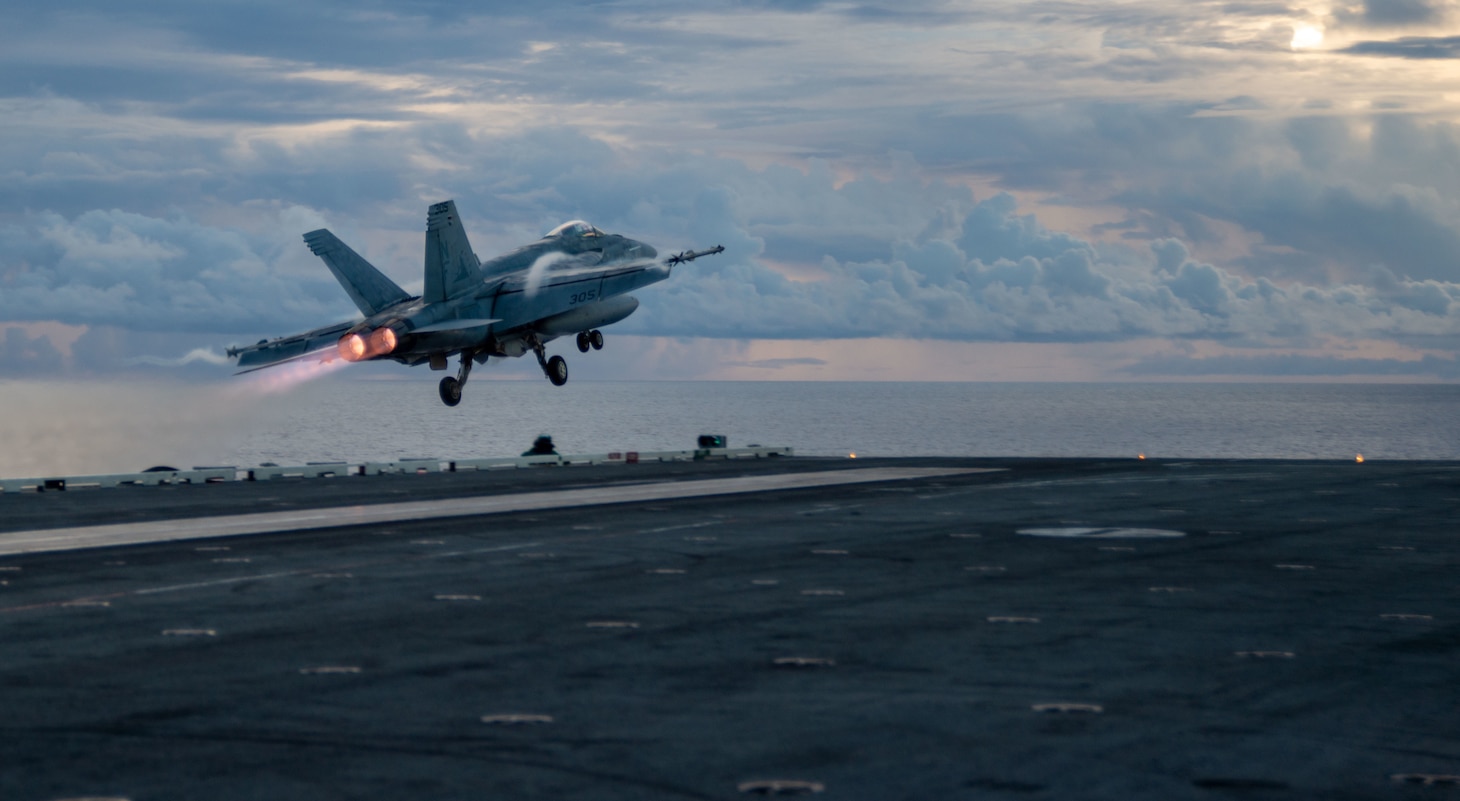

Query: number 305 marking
[570,291,597,304]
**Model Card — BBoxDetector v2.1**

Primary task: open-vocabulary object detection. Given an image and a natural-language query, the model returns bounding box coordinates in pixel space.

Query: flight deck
[1,457,1456,800]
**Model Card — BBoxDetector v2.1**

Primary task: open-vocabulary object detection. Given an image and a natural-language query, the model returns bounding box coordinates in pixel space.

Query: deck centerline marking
[0,467,993,557]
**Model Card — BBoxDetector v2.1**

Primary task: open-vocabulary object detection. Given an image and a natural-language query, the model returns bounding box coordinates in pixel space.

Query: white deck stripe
[0,467,993,556]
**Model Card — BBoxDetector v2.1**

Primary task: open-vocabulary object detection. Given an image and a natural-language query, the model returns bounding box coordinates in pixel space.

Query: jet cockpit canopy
[545,220,603,239]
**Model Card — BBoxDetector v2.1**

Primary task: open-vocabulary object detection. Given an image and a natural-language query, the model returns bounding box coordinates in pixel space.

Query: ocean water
[225,380,1460,464]
[3,379,1458,478]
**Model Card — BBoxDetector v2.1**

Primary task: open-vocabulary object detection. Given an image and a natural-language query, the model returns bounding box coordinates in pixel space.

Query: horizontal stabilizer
[229,320,354,373]
[233,348,334,375]
[304,229,412,316]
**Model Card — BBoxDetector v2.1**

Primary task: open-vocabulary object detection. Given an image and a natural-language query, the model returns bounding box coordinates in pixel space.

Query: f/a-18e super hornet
[228,200,722,406]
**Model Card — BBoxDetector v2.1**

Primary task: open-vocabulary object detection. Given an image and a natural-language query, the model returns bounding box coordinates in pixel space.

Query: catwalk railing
[0,446,794,492]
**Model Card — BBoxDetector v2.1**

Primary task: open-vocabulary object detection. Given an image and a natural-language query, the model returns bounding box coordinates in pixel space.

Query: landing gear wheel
[576,332,591,353]
[439,376,462,406]
[546,355,569,386]
[589,329,604,350]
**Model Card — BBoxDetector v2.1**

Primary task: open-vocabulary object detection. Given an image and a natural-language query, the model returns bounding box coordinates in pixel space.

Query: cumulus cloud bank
[1,206,349,334]
[633,193,1460,345]
[7,179,1455,353]
[2,0,1459,379]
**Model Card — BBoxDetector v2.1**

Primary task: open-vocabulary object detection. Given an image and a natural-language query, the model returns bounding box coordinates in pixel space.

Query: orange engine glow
[339,333,368,362]
[369,327,397,355]
[1356,454,1365,463]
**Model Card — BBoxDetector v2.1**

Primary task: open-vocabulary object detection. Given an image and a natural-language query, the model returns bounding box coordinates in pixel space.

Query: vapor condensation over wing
[523,252,573,298]
[523,254,660,297]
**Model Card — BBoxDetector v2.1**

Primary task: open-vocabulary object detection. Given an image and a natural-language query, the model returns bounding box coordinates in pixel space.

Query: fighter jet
[227,200,722,406]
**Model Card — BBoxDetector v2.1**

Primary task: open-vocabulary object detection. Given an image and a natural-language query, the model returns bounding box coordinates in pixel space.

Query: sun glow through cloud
[1291,24,1324,50]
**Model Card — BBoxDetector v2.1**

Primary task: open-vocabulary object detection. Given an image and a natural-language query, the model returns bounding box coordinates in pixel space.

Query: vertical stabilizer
[424,200,483,302]
[303,229,412,316]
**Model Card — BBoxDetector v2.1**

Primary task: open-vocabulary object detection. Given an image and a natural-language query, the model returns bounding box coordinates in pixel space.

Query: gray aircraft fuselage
[351,228,660,363]
[229,202,721,405]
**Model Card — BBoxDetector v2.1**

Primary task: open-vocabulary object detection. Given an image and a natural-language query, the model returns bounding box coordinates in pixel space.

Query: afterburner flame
[340,327,400,362]
[240,355,347,394]
[369,327,397,355]
[339,333,368,362]
[1356,454,1365,463]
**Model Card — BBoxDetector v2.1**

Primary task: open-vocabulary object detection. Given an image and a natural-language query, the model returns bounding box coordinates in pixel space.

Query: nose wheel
[576,329,605,353]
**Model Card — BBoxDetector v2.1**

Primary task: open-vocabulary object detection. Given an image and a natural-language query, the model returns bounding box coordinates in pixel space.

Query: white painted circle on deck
[1018,527,1185,539]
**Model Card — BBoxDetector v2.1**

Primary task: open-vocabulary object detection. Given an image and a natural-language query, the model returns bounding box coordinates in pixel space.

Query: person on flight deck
[523,435,558,457]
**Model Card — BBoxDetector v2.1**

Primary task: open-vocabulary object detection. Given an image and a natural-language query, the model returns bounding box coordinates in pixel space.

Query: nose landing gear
[575,329,605,353]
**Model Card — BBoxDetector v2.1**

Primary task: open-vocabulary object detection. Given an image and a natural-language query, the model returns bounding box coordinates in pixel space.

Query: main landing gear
[438,350,480,407]
[533,337,569,386]
[575,329,604,353]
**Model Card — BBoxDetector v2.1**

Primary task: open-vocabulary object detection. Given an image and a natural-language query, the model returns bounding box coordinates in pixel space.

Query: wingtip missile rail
[666,245,725,266]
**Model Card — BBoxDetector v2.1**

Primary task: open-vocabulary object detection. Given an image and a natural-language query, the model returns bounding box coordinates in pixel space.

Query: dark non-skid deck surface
[1,457,1457,800]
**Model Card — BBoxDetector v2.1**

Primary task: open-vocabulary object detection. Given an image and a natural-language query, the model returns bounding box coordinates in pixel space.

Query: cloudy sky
[3,0,1459,381]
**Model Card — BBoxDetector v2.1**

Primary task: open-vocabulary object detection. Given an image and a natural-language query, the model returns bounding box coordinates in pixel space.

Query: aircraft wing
[228,320,355,374]
[410,318,499,334]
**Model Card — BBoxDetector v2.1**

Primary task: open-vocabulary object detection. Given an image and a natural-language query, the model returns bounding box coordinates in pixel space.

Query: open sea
[2,378,1458,478]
